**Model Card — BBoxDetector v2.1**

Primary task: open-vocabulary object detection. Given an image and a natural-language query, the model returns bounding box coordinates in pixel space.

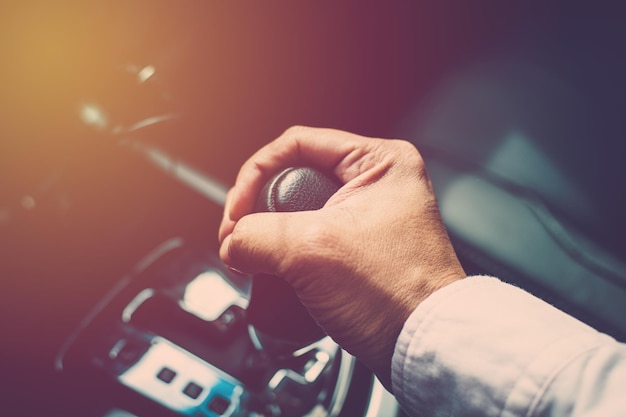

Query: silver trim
[118,337,243,416]
[268,351,331,389]
[122,288,155,323]
[328,350,357,417]
[364,378,400,417]
[178,270,248,322]
[55,238,185,371]
[130,142,228,206]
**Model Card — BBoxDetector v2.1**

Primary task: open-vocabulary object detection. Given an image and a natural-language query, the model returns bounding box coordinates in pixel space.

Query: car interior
[1,3,625,416]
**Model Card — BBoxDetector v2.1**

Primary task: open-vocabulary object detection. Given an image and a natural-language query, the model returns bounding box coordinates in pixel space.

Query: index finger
[227,126,379,224]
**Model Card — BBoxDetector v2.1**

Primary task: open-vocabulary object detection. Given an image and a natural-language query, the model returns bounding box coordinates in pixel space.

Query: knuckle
[281,220,336,276]
[240,158,264,179]
[285,124,308,134]
[274,126,311,158]
[385,139,427,178]
[394,139,424,164]
[282,125,309,140]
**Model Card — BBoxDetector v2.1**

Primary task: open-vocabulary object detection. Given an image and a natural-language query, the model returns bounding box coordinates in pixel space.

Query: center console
[56,238,398,417]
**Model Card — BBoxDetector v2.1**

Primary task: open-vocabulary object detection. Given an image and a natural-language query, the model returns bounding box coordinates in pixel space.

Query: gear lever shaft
[247,167,340,351]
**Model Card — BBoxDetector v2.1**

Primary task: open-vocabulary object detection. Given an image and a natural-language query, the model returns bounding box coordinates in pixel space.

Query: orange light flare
[0,2,120,189]
[2,2,114,121]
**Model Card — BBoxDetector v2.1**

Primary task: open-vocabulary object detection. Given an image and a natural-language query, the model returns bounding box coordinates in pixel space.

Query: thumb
[219,211,305,275]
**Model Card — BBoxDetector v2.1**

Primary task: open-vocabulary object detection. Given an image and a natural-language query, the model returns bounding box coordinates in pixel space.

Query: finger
[218,187,236,243]
[228,126,378,222]
[219,212,295,275]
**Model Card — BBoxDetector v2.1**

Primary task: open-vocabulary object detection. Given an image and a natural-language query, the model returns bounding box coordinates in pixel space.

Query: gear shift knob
[247,167,340,351]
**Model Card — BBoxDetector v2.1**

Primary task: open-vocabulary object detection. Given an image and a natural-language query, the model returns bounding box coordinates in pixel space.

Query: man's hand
[218,126,466,386]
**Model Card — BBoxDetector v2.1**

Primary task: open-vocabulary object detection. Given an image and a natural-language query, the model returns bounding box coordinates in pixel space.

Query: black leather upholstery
[397,58,626,341]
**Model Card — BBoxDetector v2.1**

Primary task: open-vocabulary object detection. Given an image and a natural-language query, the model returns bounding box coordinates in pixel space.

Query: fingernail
[227,266,247,276]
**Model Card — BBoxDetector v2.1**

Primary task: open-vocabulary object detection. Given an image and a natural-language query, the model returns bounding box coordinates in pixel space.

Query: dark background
[0,2,625,414]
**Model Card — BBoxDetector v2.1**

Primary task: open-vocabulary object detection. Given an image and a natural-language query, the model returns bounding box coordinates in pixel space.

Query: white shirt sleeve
[391,276,626,417]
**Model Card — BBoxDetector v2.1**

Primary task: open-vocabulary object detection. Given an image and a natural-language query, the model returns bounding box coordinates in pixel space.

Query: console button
[208,395,230,415]
[182,382,203,399]
[156,367,177,384]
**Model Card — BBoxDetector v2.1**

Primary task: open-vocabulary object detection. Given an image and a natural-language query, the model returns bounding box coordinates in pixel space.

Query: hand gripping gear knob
[247,167,341,350]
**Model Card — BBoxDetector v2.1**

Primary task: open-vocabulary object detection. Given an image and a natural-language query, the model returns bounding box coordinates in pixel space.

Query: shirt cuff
[391,276,607,417]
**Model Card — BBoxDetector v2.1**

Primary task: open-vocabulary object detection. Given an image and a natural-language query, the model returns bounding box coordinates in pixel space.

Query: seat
[397,57,626,341]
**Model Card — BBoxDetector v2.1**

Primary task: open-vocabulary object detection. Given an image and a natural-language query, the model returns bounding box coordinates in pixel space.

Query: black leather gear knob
[247,167,341,349]
[254,167,340,213]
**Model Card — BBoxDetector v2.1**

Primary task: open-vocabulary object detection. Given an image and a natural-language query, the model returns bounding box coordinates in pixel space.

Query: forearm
[392,276,626,417]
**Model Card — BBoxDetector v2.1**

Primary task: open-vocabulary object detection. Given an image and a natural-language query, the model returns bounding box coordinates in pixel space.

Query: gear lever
[247,167,341,352]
